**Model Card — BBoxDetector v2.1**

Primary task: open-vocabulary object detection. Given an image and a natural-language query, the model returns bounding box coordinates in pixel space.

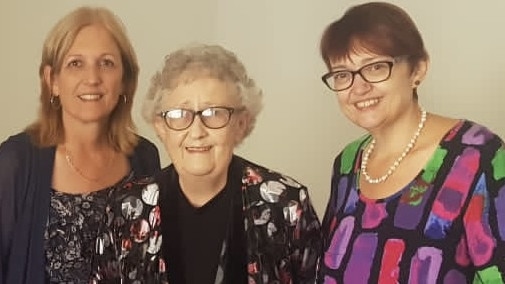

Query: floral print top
[45,186,112,283]
[44,172,167,283]
[318,120,505,283]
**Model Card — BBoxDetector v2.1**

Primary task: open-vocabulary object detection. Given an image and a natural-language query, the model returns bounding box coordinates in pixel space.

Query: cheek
[165,133,184,148]
[222,126,242,147]
[111,77,124,93]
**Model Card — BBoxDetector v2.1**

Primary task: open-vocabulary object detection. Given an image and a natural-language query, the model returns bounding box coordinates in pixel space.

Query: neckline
[51,170,133,196]
[356,119,466,203]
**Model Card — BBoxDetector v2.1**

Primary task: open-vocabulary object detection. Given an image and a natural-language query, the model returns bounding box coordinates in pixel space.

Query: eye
[369,62,389,71]
[100,58,116,68]
[201,108,217,117]
[333,71,351,81]
[66,59,82,68]
[165,109,186,119]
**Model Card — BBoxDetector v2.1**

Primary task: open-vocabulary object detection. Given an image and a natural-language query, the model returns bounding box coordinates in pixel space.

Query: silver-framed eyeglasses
[158,106,242,131]
[322,58,398,92]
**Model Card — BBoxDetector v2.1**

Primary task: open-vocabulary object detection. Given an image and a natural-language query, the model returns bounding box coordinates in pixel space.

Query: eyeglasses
[158,106,242,131]
[322,59,398,92]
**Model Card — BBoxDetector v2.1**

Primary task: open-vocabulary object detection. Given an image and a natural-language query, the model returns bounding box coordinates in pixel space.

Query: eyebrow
[64,53,118,59]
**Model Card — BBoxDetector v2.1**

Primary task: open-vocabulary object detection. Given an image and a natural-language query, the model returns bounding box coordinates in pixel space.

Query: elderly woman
[140,43,321,283]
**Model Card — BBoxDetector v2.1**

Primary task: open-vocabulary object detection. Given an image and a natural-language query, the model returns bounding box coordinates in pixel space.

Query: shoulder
[333,135,370,175]
[235,155,310,200]
[134,135,159,155]
[447,120,504,154]
[0,132,32,149]
[130,135,161,174]
[0,132,34,162]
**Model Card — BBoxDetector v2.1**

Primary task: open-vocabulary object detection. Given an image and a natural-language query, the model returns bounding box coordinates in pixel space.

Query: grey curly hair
[142,43,263,140]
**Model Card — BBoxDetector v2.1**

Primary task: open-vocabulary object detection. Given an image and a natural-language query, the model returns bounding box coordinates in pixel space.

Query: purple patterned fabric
[318,120,505,283]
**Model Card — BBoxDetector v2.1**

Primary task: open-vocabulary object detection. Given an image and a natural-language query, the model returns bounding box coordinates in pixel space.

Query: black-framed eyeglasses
[158,106,242,131]
[322,59,398,92]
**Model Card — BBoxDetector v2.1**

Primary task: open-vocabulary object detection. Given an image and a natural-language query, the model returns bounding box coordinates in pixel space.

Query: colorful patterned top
[318,120,505,283]
[90,174,168,283]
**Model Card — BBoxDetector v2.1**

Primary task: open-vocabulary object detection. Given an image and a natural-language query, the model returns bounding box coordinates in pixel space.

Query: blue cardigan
[0,132,160,284]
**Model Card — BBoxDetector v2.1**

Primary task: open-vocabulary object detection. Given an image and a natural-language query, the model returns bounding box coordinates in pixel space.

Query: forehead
[329,51,391,69]
[67,24,120,55]
[162,77,240,107]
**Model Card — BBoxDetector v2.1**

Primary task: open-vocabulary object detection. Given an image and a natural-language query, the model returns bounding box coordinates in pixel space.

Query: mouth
[186,146,212,152]
[78,93,103,101]
[355,98,380,109]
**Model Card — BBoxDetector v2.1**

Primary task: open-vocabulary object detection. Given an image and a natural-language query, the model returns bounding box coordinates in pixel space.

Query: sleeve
[0,138,24,282]
[291,186,322,284]
[463,138,505,283]
[132,136,161,176]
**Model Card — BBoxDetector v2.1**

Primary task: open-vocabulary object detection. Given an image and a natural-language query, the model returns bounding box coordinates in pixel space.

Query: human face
[154,77,247,179]
[328,52,426,132]
[46,24,124,125]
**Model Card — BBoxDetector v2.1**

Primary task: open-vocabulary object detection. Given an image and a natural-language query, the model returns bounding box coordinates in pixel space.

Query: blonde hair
[143,43,263,141]
[26,6,139,153]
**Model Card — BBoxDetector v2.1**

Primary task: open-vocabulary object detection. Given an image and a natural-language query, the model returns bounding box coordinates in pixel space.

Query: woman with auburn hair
[317,2,505,283]
[0,6,164,283]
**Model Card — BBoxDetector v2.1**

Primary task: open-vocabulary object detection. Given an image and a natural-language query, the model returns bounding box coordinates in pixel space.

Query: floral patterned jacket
[90,175,168,283]
[222,156,322,283]
[93,156,321,284]
[90,155,321,283]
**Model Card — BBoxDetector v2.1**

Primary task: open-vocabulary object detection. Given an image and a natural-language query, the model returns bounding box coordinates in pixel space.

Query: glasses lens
[329,71,352,91]
[164,109,193,130]
[361,62,392,83]
[201,107,232,129]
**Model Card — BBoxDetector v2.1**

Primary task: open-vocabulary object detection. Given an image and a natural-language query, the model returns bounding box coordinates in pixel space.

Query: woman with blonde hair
[0,6,163,283]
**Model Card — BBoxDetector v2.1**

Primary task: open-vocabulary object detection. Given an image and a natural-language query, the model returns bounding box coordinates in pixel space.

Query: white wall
[1,0,504,216]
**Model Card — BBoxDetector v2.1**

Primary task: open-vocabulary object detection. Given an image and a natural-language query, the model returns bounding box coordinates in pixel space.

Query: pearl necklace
[360,108,427,184]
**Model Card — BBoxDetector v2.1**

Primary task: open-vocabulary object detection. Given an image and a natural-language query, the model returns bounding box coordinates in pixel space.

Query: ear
[411,59,429,87]
[43,65,59,95]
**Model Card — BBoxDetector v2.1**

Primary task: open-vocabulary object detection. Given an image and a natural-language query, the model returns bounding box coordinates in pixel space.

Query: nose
[84,65,102,85]
[350,73,371,95]
[187,115,208,139]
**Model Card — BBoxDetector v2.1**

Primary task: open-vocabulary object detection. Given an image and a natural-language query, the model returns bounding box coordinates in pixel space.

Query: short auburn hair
[320,2,429,71]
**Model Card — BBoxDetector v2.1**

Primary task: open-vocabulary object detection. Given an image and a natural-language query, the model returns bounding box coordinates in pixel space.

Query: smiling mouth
[78,93,103,101]
[355,98,380,109]
[186,146,212,152]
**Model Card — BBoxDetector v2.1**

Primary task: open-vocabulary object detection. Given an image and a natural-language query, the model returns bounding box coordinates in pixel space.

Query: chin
[180,166,216,177]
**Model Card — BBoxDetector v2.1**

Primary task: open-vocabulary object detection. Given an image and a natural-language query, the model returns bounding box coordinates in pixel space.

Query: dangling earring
[120,94,127,104]
[50,94,61,109]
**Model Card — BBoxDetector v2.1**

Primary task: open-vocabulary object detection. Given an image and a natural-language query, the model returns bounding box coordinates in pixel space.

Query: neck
[62,116,110,146]
[370,105,424,152]
[178,173,228,207]
[361,107,427,184]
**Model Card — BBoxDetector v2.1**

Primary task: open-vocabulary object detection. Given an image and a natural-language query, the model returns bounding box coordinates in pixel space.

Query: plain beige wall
[1,0,504,216]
